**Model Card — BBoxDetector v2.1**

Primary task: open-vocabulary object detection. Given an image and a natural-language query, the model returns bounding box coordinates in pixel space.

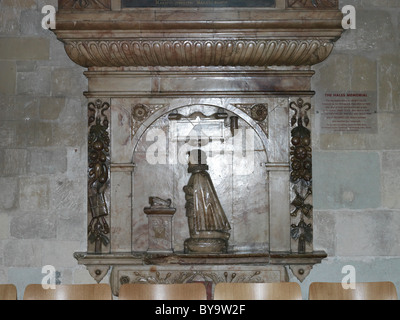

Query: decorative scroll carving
[291,218,313,253]
[289,98,313,254]
[59,0,111,9]
[63,39,334,68]
[88,99,111,253]
[120,270,266,285]
[290,187,312,218]
[287,0,337,9]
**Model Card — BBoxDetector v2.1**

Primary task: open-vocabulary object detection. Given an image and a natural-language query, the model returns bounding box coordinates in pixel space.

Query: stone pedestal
[144,201,176,253]
[184,237,228,254]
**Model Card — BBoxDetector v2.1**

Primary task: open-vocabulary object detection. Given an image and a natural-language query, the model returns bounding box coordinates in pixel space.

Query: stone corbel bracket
[53,6,343,68]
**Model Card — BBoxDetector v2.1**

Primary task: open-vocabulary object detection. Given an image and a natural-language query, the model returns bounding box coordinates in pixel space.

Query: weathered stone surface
[0,38,49,60]
[381,151,400,209]
[1,0,36,8]
[20,10,49,37]
[29,148,67,174]
[39,97,65,120]
[312,54,351,91]
[51,122,87,147]
[0,8,20,36]
[50,179,85,218]
[351,55,377,91]
[19,176,50,211]
[313,152,381,210]
[0,149,28,176]
[0,61,16,94]
[10,212,56,239]
[17,67,51,95]
[42,241,82,268]
[0,122,17,148]
[317,113,400,150]
[57,217,86,242]
[3,240,42,267]
[0,214,11,239]
[0,177,18,210]
[334,9,395,52]
[9,96,39,121]
[51,68,87,96]
[379,54,400,112]
[335,210,400,256]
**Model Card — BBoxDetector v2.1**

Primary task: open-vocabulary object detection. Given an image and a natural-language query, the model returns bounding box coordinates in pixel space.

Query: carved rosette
[250,104,268,122]
[63,39,334,68]
[233,103,269,137]
[87,99,111,253]
[289,98,313,254]
[131,104,165,136]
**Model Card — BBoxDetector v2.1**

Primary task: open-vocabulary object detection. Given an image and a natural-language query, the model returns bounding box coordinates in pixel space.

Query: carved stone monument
[54,0,344,295]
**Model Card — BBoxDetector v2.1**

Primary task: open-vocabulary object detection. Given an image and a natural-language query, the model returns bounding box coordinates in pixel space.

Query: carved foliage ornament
[290,187,312,218]
[59,0,111,9]
[290,98,312,183]
[120,270,264,286]
[289,98,313,254]
[88,99,111,253]
[290,219,313,253]
[287,0,337,9]
[290,187,313,253]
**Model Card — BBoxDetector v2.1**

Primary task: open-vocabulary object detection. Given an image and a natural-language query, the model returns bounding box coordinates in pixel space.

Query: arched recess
[130,103,269,160]
[129,103,270,253]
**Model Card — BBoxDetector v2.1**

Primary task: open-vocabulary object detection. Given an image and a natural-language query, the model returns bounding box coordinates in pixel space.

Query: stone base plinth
[184,238,228,254]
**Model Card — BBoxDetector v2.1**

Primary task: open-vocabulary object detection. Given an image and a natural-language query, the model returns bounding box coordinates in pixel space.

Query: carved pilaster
[87,99,111,254]
[289,98,313,254]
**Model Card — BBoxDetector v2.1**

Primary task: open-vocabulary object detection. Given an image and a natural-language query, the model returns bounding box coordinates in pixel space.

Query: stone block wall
[302,0,400,298]
[0,0,399,299]
[0,0,92,298]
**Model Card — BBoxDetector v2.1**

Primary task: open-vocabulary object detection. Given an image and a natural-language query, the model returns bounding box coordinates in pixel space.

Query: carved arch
[130,104,270,162]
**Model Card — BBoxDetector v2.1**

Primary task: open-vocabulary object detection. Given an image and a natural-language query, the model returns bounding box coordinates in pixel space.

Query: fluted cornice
[63,39,334,67]
[53,8,344,68]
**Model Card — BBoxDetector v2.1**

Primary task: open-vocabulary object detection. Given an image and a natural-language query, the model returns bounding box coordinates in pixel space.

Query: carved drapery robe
[184,150,231,240]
